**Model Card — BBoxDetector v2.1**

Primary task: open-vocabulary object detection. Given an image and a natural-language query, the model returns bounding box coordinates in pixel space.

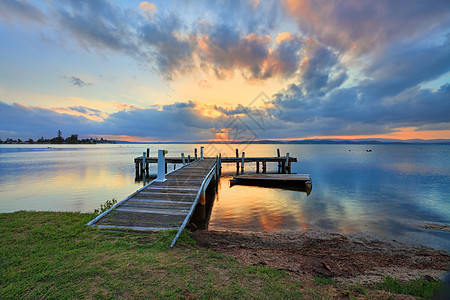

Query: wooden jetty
[89,148,301,246]
[88,158,218,247]
[135,148,297,177]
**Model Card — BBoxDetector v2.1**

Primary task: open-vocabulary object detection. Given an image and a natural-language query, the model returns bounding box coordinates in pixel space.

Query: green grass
[314,276,336,285]
[373,275,445,298]
[1,211,446,299]
[0,211,305,299]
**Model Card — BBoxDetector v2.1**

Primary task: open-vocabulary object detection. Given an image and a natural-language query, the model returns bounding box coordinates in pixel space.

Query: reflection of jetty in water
[229,174,312,195]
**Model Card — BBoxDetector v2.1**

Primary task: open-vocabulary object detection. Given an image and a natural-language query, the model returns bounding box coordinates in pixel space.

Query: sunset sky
[0,0,449,142]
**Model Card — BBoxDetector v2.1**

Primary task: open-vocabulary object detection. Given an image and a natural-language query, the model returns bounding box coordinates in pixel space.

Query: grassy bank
[0,211,445,299]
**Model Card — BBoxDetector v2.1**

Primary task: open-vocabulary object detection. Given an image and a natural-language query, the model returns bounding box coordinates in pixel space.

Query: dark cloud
[283,0,450,55]
[68,106,102,116]
[64,76,91,87]
[139,13,196,80]
[0,0,45,24]
[54,0,139,54]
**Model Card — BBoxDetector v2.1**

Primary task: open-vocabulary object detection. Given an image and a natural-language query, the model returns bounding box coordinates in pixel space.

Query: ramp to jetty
[87,159,218,235]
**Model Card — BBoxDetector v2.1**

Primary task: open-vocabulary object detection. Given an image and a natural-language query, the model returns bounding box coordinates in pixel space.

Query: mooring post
[200,146,204,160]
[262,161,267,173]
[277,148,281,173]
[285,153,290,174]
[156,150,167,182]
[241,152,245,174]
[235,148,239,174]
[142,152,146,176]
[219,153,222,175]
[286,152,291,174]
[181,153,186,165]
[135,161,139,177]
[195,148,198,160]
[256,161,260,174]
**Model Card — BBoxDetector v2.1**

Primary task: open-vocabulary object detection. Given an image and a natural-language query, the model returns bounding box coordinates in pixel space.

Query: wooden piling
[262,161,267,173]
[285,153,290,174]
[241,152,245,174]
[235,149,239,174]
[256,161,260,174]
[277,149,281,173]
[188,155,191,163]
[195,148,198,160]
[218,153,222,175]
[142,152,146,176]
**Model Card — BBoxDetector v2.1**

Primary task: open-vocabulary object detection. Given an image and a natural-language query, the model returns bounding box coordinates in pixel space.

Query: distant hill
[113,138,450,145]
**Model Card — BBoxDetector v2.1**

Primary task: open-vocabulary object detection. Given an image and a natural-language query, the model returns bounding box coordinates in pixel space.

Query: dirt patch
[192,230,449,284]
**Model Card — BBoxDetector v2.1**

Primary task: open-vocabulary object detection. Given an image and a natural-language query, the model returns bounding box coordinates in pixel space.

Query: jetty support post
[188,155,191,163]
[285,153,290,174]
[181,153,186,166]
[195,148,198,160]
[156,149,167,182]
[218,153,222,175]
[135,160,139,177]
[241,152,245,174]
[200,146,204,160]
[262,161,267,173]
[145,148,150,174]
[142,152,146,177]
[277,149,281,173]
[235,149,239,174]
[256,161,260,173]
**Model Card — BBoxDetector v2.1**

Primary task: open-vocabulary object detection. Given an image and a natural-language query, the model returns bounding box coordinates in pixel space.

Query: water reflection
[1,143,449,249]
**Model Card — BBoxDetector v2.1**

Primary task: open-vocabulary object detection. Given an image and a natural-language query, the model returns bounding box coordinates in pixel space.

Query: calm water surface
[1,144,449,249]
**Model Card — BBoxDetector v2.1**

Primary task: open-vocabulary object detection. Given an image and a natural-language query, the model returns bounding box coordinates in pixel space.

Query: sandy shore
[193,229,449,284]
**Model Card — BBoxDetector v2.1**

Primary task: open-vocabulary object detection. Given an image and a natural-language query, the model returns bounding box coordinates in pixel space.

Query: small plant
[373,275,444,298]
[94,198,118,214]
[314,276,335,285]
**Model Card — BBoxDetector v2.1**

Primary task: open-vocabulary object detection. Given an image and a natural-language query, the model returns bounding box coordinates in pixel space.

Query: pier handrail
[170,161,217,248]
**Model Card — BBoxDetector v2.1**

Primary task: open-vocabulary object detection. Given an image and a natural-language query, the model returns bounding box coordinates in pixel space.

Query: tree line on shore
[0,130,115,144]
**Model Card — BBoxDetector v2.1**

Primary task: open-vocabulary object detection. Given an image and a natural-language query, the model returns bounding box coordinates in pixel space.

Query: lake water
[0,143,449,249]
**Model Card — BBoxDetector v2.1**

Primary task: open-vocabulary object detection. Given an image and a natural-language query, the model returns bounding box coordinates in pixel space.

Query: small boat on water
[229,173,312,195]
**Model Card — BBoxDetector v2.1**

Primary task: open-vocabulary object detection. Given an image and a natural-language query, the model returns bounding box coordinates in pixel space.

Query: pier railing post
[201,146,204,160]
[219,153,222,175]
[195,148,198,160]
[277,148,281,173]
[235,148,239,174]
[181,153,186,166]
[188,155,191,163]
[285,153,290,174]
[156,149,168,182]
[241,152,245,174]
[142,152,146,176]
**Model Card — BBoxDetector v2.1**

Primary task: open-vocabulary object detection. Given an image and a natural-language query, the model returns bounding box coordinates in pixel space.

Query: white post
[181,153,186,165]
[200,146,204,160]
[142,152,146,174]
[156,149,167,182]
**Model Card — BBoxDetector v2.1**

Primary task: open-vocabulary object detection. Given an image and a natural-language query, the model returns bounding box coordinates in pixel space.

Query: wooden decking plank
[116,207,189,215]
[126,199,194,205]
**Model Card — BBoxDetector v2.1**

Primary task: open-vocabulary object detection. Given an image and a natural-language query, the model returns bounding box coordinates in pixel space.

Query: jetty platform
[88,148,301,246]
[88,158,218,246]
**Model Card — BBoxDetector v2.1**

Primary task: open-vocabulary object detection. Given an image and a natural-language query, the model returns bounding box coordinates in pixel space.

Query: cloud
[64,76,91,87]
[139,1,157,19]
[283,0,450,55]
[0,0,46,25]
